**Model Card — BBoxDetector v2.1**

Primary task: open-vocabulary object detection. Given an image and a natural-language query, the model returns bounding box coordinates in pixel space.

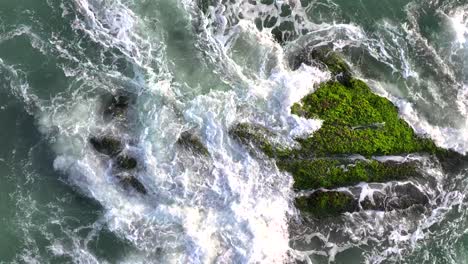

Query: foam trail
[449,8,468,48]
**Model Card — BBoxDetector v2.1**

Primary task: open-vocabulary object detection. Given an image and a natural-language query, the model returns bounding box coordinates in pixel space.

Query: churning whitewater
[1,0,468,263]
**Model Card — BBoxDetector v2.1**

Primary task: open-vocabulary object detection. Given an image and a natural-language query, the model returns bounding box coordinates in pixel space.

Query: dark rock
[436,149,468,173]
[197,0,216,13]
[117,174,147,195]
[263,15,278,28]
[361,183,429,211]
[360,191,386,210]
[280,4,292,17]
[290,45,352,86]
[177,131,209,156]
[260,0,274,5]
[116,155,138,170]
[388,183,429,210]
[229,123,279,157]
[89,136,123,157]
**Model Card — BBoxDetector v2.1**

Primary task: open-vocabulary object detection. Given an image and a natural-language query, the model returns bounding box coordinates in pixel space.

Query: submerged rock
[297,183,429,218]
[102,93,134,121]
[116,154,138,170]
[117,174,147,195]
[229,123,281,157]
[89,136,123,157]
[176,131,209,156]
[197,0,216,14]
[388,183,429,210]
[436,149,468,173]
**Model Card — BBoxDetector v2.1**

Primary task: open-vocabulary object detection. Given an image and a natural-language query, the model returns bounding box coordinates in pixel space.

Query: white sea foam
[34,0,330,262]
[6,0,468,263]
[449,8,468,47]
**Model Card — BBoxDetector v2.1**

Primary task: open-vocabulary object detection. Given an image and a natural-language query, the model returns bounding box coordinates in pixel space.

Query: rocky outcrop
[230,47,462,218]
[89,136,123,157]
[89,93,147,195]
[361,183,429,211]
[176,131,210,156]
[116,173,148,195]
[116,155,138,170]
[295,191,358,218]
[290,45,352,86]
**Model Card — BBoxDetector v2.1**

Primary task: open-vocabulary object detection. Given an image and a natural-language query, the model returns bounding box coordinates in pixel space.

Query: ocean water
[0,0,468,263]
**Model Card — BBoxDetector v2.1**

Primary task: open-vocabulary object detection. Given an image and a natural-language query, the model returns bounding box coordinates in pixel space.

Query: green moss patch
[292,79,437,157]
[295,191,357,218]
[279,159,417,191]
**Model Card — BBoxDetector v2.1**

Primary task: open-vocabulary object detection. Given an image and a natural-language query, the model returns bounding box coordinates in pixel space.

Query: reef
[89,93,147,195]
[89,136,124,157]
[230,46,461,218]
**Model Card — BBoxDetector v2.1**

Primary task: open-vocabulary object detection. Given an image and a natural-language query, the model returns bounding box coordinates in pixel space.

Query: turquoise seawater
[0,0,467,263]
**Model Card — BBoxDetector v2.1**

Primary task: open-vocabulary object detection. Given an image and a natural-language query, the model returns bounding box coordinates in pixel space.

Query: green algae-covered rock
[291,79,437,157]
[295,191,358,218]
[279,159,418,191]
[229,50,463,218]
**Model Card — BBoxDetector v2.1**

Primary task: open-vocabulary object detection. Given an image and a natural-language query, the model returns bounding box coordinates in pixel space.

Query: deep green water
[0,0,467,263]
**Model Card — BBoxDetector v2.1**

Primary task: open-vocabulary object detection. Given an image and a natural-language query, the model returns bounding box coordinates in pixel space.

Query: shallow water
[0,0,468,263]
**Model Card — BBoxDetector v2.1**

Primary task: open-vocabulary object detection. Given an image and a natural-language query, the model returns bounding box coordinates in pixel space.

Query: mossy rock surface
[291,79,438,157]
[295,191,357,218]
[229,50,465,218]
[279,159,418,191]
